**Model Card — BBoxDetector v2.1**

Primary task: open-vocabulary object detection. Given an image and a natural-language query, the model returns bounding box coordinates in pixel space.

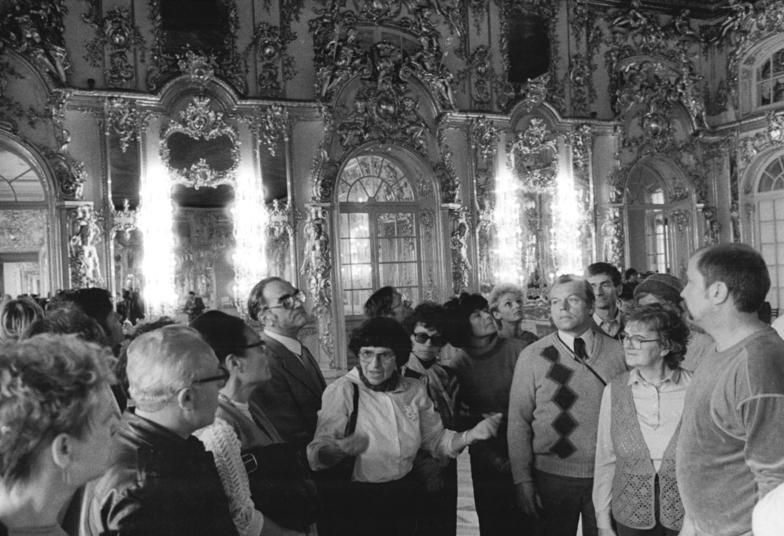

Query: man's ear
[177,387,196,412]
[50,433,73,470]
[710,281,730,305]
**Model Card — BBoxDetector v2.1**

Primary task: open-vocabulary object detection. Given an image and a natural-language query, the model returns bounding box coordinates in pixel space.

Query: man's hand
[515,481,542,519]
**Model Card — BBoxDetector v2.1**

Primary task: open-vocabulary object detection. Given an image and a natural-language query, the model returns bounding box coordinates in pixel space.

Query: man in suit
[247,277,326,451]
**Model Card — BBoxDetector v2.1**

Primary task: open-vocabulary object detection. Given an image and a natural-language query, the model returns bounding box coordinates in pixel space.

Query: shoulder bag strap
[344,382,359,436]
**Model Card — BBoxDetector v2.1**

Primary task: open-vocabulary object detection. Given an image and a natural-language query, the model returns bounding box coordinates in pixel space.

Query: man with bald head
[247,277,326,451]
[81,325,237,536]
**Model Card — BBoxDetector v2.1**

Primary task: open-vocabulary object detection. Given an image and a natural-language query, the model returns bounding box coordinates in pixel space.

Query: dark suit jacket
[250,333,326,451]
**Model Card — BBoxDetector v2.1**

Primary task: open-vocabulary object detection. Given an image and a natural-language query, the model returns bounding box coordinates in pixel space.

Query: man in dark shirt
[81,325,237,536]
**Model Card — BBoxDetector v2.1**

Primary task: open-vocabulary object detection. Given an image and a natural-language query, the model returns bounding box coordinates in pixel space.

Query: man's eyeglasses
[620,333,661,349]
[264,290,306,311]
[358,349,397,364]
[412,332,446,346]
[192,365,230,386]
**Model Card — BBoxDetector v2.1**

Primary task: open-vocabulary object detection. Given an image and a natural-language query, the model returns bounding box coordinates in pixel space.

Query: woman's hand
[336,431,369,456]
[468,412,503,442]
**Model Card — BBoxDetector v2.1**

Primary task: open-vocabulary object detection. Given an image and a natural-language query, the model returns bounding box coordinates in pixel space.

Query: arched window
[0,142,49,296]
[626,168,672,274]
[337,154,421,316]
[756,156,784,309]
[756,48,784,108]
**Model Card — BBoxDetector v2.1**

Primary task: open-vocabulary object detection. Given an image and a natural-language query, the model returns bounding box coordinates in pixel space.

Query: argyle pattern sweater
[508,330,626,482]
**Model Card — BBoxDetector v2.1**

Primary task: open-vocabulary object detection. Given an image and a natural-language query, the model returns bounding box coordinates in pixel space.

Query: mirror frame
[160,96,239,190]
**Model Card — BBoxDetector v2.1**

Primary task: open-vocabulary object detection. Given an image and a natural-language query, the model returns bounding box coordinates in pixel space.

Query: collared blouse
[307,368,460,483]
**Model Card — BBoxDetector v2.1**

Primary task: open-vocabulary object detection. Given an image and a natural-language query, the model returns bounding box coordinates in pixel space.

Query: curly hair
[487,283,524,312]
[0,296,44,342]
[625,303,690,369]
[402,301,447,335]
[349,317,412,368]
[363,286,400,318]
[27,307,109,347]
[48,288,115,339]
[0,334,115,486]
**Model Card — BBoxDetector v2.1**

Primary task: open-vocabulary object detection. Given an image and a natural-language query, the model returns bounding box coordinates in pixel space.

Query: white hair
[126,325,214,411]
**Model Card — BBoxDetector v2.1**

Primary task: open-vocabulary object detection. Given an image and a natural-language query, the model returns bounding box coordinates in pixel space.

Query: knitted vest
[610,373,684,530]
[216,396,282,448]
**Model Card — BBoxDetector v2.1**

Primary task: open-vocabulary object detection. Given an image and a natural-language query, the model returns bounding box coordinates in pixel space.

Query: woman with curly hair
[593,304,692,536]
[0,334,119,536]
[308,317,501,536]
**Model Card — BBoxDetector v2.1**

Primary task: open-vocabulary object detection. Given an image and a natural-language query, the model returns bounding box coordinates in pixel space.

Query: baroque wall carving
[83,7,145,89]
[146,0,245,94]
[301,205,334,362]
[507,117,558,193]
[68,204,103,289]
[245,22,296,97]
[105,97,149,153]
[0,209,46,252]
[0,0,69,84]
[243,104,290,157]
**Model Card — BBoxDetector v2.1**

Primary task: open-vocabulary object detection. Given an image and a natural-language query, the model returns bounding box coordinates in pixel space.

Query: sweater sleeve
[416,381,459,458]
[196,418,264,536]
[592,385,615,530]
[507,346,537,484]
[739,393,784,499]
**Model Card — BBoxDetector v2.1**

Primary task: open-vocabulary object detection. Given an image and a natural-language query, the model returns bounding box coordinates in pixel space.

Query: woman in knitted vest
[592,304,692,536]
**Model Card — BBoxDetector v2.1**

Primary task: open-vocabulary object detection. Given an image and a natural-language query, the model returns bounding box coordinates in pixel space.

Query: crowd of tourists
[1,242,783,536]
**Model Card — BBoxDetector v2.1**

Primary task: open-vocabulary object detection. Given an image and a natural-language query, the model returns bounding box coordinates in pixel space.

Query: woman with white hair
[487,283,538,344]
[0,335,118,535]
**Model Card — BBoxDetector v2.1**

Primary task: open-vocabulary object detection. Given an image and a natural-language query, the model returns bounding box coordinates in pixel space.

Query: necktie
[573,337,588,361]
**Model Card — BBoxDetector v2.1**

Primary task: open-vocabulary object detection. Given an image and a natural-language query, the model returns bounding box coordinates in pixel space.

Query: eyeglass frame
[412,331,446,346]
[619,332,661,349]
[357,349,397,364]
[262,289,306,312]
[191,364,230,386]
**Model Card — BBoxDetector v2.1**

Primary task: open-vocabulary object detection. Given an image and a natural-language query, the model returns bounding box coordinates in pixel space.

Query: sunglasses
[412,332,446,346]
[264,290,306,311]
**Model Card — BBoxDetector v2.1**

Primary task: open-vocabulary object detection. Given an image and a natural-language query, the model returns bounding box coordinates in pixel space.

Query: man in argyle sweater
[508,274,626,536]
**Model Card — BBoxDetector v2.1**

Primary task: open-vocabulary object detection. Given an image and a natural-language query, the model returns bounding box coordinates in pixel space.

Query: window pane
[347,182,369,202]
[379,262,418,287]
[349,214,369,238]
[360,176,381,199]
[760,199,774,220]
[761,222,775,243]
[378,238,417,262]
[377,213,415,237]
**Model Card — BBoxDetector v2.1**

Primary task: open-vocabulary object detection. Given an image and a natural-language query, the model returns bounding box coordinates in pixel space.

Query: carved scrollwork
[112,198,137,240]
[245,104,290,157]
[470,116,498,210]
[245,22,296,97]
[0,60,43,132]
[41,147,86,200]
[702,206,720,246]
[49,89,70,152]
[456,45,497,107]
[105,97,148,153]
[508,118,558,193]
[84,7,145,88]
[569,54,595,117]
[569,123,593,179]
[435,147,459,205]
[0,0,69,84]
[670,208,690,233]
[176,50,217,84]
[301,205,334,363]
[600,207,625,267]
[309,6,455,109]
[68,204,104,289]
[146,0,245,94]
[160,97,239,190]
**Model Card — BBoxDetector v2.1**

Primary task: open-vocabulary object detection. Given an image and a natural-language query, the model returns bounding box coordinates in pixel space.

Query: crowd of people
[1,243,784,536]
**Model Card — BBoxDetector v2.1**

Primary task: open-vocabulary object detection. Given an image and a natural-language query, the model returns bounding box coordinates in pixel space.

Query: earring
[61,468,71,486]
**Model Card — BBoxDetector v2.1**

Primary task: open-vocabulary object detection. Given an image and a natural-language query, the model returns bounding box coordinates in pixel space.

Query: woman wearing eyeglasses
[192,311,313,536]
[308,317,501,536]
[593,304,691,536]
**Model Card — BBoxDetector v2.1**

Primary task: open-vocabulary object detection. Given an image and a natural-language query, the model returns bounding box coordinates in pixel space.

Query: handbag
[242,443,320,532]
